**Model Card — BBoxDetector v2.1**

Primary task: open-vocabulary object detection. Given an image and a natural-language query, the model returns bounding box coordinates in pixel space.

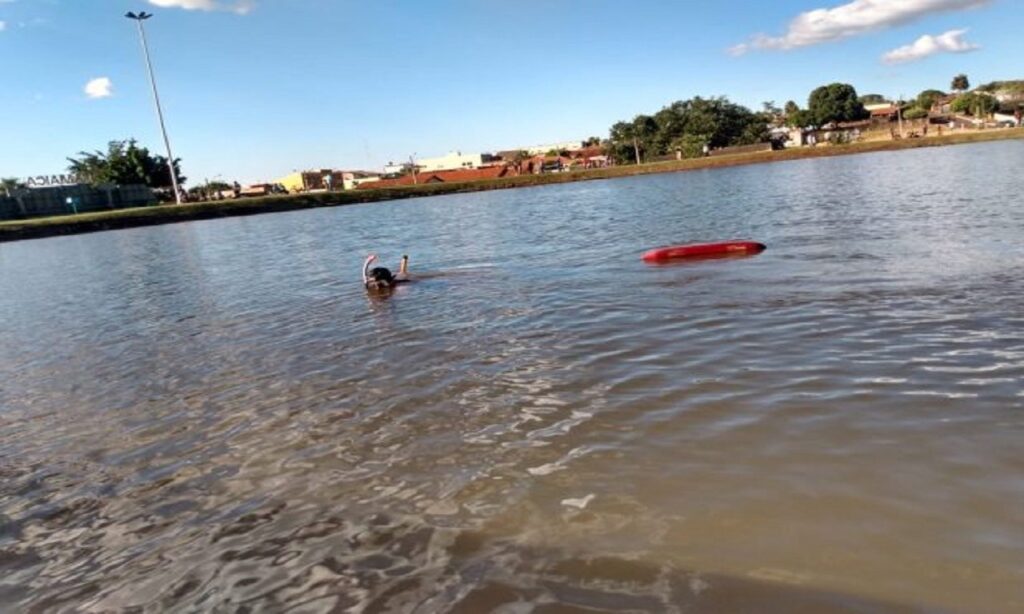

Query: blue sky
[1,0,1021,184]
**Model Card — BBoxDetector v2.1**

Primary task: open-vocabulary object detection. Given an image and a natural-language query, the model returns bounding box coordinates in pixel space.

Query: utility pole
[125,11,182,204]
[409,154,418,184]
[632,136,640,165]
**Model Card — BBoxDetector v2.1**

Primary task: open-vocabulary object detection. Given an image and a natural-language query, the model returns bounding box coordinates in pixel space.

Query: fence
[0,184,156,221]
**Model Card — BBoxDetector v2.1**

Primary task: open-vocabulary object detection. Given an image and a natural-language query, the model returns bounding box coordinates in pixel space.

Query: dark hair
[368,267,394,286]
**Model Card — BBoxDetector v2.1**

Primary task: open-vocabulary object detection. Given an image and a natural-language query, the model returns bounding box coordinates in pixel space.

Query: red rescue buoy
[642,240,766,263]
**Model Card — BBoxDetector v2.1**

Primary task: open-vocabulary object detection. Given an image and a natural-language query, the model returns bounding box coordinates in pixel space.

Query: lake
[2,140,1023,612]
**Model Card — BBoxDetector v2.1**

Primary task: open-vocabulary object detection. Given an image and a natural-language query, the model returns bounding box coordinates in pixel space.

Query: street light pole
[125,11,182,204]
[896,94,904,139]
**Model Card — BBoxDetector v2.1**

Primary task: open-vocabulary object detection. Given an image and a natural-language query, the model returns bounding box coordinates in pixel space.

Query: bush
[827,132,850,145]
[903,107,929,120]
[951,93,998,116]
[672,134,709,159]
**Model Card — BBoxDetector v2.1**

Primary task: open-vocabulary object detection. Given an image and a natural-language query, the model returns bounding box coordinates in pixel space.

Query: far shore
[3,129,1022,243]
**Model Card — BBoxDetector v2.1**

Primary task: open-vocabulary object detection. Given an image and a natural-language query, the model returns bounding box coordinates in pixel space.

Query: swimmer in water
[363,254,410,290]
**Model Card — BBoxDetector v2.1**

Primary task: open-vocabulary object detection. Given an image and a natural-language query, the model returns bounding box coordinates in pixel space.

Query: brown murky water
[2,141,1023,613]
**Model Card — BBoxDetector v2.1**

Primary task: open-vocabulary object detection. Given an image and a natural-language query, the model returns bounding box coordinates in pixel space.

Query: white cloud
[147,0,254,14]
[731,0,991,55]
[882,28,980,63]
[84,77,113,99]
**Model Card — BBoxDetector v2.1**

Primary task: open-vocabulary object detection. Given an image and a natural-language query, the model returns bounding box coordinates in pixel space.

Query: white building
[383,161,410,176]
[863,102,894,112]
[342,172,381,190]
[522,141,585,155]
[415,151,486,173]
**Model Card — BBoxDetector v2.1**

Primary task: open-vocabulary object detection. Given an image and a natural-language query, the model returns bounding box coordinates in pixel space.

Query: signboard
[24,174,84,188]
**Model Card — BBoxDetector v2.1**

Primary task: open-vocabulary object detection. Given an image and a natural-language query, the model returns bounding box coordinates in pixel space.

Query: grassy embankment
[2,129,1022,242]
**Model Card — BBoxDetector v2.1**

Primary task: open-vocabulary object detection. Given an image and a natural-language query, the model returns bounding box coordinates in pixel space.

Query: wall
[274,172,306,193]
[0,184,155,221]
[708,143,774,157]
[416,152,483,172]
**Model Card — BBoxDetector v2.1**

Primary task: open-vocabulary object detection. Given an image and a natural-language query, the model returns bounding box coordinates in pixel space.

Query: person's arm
[363,254,376,286]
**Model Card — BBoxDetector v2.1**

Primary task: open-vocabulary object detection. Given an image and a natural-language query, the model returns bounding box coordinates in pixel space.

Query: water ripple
[2,141,1024,612]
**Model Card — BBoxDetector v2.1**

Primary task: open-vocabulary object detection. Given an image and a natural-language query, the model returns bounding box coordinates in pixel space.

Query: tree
[903,107,929,120]
[607,97,769,164]
[67,139,185,188]
[915,89,947,112]
[975,80,1024,95]
[858,93,887,105]
[784,100,800,116]
[2,177,25,198]
[951,92,998,116]
[666,134,704,159]
[608,115,658,165]
[951,74,970,93]
[655,97,767,149]
[607,121,636,164]
[807,83,869,126]
[631,115,659,164]
[510,150,531,174]
[582,136,602,147]
[786,109,814,128]
[760,101,784,127]
[187,181,231,199]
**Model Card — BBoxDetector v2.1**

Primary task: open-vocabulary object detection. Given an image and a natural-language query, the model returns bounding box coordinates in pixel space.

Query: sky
[1,0,1021,184]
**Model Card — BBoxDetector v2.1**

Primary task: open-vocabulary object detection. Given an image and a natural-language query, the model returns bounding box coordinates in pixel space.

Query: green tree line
[607,96,771,164]
[606,83,878,164]
[605,73,1019,166]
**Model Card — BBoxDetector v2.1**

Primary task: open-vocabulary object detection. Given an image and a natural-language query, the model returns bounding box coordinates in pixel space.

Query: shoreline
[2,129,1021,243]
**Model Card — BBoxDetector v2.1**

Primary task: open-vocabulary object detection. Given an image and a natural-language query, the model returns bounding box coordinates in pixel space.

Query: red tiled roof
[358,175,418,189]
[870,107,898,116]
[357,165,512,189]
[568,145,605,159]
[430,166,510,182]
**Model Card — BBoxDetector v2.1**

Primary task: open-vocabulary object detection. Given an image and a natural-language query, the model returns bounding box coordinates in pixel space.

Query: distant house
[238,184,277,198]
[992,91,1024,104]
[414,151,500,173]
[520,141,585,155]
[495,150,528,162]
[357,165,513,189]
[516,154,573,174]
[495,143,603,170]
[993,112,1019,126]
[383,161,412,176]
[274,169,380,192]
[863,102,894,113]
[341,171,381,190]
[784,119,871,147]
[566,146,610,168]
[975,81,1024,105]
[869,106,899,126]
[274,170,341,193]
[929,95,957,118]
